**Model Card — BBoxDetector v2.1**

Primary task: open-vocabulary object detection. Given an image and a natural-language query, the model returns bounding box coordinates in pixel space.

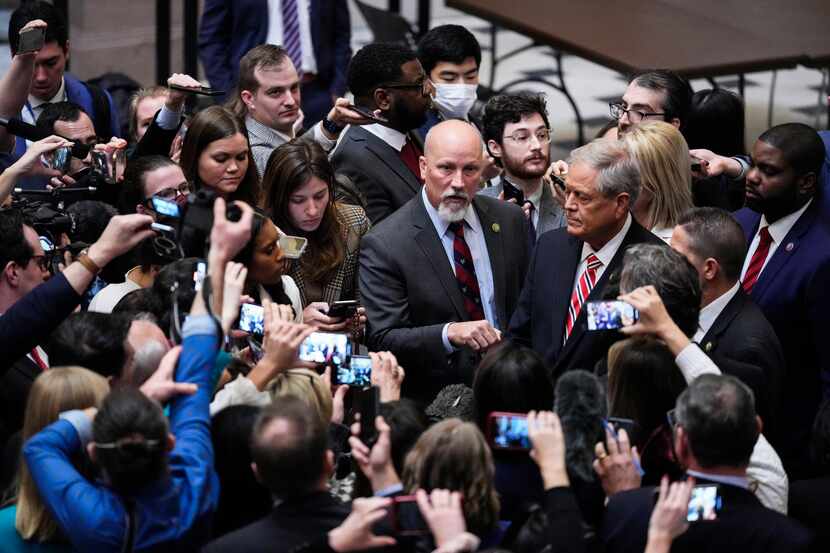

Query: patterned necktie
[282,0,303,71]
[564,253,603,343]
[449,222,485,321]
[742,226,773,293]
[525,202,537,244]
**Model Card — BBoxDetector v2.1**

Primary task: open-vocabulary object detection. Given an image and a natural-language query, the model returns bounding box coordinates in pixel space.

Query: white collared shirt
[572,213,632,291]
[740,199,812,280]
[22,78,67,125]
[362,123,407,151]
[693,282,740,343]
[421,188,498,351]
[266,0,317,75]
[651,225,674,245]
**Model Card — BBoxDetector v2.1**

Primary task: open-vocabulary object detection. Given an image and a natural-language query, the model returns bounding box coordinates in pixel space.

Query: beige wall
[67,0,200,87]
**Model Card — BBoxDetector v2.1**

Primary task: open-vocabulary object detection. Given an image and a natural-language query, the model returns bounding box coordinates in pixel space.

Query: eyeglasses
[666,408,678,429]
[503,129,551,146]
[378,78,435,97]
[609,102,666,123]
[147,182,192,203]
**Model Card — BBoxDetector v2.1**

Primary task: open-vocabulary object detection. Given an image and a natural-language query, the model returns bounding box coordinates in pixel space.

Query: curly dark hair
[347,42,418,104]
[482,92,550,166]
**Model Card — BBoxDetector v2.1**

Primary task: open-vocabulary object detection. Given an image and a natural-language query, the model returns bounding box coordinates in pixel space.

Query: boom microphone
[0,117,91,159]
[554,370,607,482]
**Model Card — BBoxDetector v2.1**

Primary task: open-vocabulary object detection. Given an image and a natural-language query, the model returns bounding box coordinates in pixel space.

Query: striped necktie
[282,0,303,71]
[564,253,603,343]
[449,222,485,321]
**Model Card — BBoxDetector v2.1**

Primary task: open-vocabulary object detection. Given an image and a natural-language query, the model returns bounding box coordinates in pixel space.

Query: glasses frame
[377,78,434,97]
[503,128,552,146]
[609,101,666,123]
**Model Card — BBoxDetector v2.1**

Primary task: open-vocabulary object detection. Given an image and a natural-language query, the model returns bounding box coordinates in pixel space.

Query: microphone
[0,117,91,159]
[554,370,607,482]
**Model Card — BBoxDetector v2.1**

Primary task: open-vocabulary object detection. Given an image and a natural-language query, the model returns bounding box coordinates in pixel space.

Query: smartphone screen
[488,412,530,451]
[151,196,181,218]
[337,355,372,388]
[298,332,351,368]
[585,300,639,330]
[687,484,721,521]
[393,496,431,536]
[238,304,265,335]
[279,234,308,259]
[358,386,380,446]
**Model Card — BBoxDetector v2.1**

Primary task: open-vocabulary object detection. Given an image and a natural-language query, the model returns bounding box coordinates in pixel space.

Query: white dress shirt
[572,213,632,292]
[266,0,317,75]
[651,225,674,245]
[22,78,67,125]
[362,123,407,151]
[421,187,498,352]
[693,282,740,343]
[740,199,812,281]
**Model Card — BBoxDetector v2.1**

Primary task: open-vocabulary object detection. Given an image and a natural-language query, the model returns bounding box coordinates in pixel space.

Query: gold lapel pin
[491,223,500,233]
[704,342,713,352]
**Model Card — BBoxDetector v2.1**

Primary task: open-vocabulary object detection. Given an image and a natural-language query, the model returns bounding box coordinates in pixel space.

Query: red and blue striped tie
[564,253,602,343]
[449,222,485,321]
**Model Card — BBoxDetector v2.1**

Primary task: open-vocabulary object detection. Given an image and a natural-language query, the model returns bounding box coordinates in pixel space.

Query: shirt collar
[421,186,478,237]
[580,213,632,267]
[686,469,749,489]
[245,115,294,144]
[698,281,740,337]
[363,123,407,151]
[29,78,66,110]
[759,198,812,244]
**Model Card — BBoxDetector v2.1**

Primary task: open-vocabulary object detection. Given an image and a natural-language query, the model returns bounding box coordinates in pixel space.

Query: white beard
[438,202,467,223]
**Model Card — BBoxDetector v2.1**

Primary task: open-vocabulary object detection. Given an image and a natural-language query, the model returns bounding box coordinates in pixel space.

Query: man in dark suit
[509,138,662,382]
[601,374,813,553]
[733,123,830,478]
[479,92,566,244]
[359,120,529,400]
[671,207,784,441]
[198,0,351,126]
[331,43,433,224]
[204,397,350,553]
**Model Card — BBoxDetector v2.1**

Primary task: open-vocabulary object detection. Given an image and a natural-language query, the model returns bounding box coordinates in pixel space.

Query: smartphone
[150,222,175,234]
[336,355,372,388]
[550,172,567,192]
[606,417,639,439]
[347,104,389,124]
[357,386,380,447]
[690,156,705,172]
[40,146,72,174]
[168,84,225,97]
[391,496,431,536]
[502,180,525,205]
[298,331,352,368]
[18,27,45,54]
[328,299,358,319]
[585,300,639,331]
[151,196,181,218]
[278,234,308,260]
[238,304,265,336]
[687,484,721,522]
[487,412,530,451]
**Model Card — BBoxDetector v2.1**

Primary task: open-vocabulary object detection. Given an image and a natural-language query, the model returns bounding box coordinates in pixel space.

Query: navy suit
[198,0,351,125]
[508,219,664,383]
[735,199,830,477]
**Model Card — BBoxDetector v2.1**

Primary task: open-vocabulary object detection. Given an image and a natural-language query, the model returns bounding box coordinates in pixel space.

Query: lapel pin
[491,223,500,233]
[704,342,713,352]
[785,242,794,252]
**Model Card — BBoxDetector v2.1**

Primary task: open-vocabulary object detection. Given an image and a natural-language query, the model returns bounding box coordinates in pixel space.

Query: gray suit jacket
[478,177,566,240]
[331,125,422,225]
[246,116,322,179]
[359,193,530,400]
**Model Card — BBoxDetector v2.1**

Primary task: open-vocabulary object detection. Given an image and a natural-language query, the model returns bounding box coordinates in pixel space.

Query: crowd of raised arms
[0,1,828,552]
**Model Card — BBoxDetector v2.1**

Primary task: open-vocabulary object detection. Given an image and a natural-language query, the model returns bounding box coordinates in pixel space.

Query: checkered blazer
[287,202,371,306]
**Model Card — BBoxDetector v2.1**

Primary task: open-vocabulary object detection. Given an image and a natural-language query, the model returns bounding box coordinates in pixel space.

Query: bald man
[359,120,530,400]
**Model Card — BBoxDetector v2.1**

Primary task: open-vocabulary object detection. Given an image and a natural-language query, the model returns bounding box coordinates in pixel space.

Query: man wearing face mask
[416,25,484,137]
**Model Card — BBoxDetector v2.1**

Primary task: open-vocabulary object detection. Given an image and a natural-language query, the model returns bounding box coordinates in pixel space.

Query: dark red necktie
[742,226,772,293]
[30,348,48,371]
[449,222,485,321]
[398,137,422,180]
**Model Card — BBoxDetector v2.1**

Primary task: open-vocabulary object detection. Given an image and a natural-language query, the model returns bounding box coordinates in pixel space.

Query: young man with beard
[733,123,830,478]
[480,93,566,244]
[331,43,434,224]
[359,120,529,401]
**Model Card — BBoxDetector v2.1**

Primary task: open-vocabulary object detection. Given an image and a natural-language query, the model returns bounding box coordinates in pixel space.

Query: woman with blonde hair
[403,418,500,538]
[0,367,109,551]
[268,368,334,426]
[622,120,694,243]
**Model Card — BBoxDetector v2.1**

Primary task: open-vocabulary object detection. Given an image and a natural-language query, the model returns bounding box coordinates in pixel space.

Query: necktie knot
[448,221,465,236]
[759,226,772,244]
[586,253,602,270]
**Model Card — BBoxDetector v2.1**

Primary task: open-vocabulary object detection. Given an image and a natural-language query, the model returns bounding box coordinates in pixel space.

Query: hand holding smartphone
[327,300,358,319]
[357,386,380,447]
[17,27,45,54]
[585,300,639,331]
[487,412,531,451]
[168,83,225,97]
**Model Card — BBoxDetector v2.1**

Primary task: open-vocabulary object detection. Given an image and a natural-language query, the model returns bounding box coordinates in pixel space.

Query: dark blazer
[198,0,351,102]
[331,125,423,224]
[359,193,529,400]
[203,491,349,553]
[508,218,663,383]
[601,479,813,553]
[789,476,830,553]
[734,200,830,476]
[698,288,784,439]
[478,178,567,240]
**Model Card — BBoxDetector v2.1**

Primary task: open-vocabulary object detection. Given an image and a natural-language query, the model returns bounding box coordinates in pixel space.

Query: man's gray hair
[567,139,640,204]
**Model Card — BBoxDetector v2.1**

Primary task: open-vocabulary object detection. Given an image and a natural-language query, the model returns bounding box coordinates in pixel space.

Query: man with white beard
[359,119,530,401]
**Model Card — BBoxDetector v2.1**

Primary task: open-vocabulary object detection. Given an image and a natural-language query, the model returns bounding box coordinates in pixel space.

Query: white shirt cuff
[156,104,183,131]
[441,323,456,353]
[675,343,722,383]
[312,122,337,152]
